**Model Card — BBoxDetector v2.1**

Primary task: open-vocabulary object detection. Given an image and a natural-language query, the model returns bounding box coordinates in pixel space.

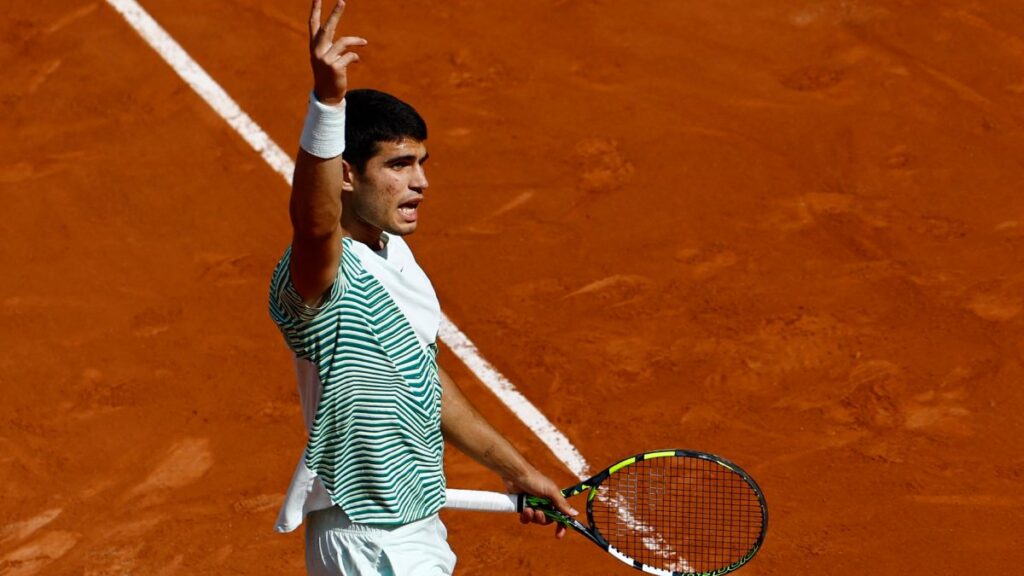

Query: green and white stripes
[270,238,445,524]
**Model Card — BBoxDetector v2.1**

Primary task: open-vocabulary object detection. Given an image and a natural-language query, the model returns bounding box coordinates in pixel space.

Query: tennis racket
[444,450,767,576]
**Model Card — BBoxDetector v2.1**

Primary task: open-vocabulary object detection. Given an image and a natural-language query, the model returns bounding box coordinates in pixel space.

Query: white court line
[103,0,590,480]
[438,322,588,478]
[104,0,294,184]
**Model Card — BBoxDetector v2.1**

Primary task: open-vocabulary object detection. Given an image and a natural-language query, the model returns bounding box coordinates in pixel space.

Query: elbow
[289,203,340,241]
[292,221,337,242]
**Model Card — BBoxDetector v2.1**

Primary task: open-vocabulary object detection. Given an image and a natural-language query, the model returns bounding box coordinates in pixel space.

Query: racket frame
[519,449,768,576]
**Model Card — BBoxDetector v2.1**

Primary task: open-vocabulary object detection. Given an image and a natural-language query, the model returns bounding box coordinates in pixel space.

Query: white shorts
[304,507,457,576]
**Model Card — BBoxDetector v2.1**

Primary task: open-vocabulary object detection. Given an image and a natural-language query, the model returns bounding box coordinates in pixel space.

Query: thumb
[550,491,578,518]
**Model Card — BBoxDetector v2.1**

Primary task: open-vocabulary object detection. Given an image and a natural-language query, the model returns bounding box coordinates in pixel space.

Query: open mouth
[398,199,421,222]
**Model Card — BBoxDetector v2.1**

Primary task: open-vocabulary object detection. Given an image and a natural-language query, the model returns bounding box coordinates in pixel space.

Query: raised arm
[289,0,366,305]
[439,366,578,538]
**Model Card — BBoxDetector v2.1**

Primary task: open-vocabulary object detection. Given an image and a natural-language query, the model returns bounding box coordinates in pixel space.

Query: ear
[341,159,356,193]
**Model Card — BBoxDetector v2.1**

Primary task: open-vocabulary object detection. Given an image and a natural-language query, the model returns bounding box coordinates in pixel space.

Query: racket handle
[444,489,523,513]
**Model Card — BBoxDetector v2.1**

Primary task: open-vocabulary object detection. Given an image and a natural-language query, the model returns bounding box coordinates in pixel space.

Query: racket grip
[444,489,523,513]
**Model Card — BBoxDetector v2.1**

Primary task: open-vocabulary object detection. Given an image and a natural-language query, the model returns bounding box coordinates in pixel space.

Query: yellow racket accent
[609,456,637,474]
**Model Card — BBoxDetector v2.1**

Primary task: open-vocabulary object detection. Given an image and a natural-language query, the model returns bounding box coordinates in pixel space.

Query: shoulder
[269,244,347,327]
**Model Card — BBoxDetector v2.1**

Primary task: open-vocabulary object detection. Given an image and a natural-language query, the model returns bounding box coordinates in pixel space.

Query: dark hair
[343,89,427,172]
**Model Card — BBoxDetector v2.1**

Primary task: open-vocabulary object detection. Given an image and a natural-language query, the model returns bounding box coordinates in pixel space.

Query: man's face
[346,138,429,239]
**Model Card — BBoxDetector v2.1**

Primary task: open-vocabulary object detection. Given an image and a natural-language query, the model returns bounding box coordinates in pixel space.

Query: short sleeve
[268,245,345,360]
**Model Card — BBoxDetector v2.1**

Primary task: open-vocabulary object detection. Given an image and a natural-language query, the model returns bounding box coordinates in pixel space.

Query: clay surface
[2,1,1023,574]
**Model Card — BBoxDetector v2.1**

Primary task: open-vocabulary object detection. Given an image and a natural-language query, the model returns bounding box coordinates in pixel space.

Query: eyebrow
[385,152,429,165]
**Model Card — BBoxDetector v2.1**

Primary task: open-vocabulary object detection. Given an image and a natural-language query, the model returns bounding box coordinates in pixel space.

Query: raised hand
[308,0,367,105]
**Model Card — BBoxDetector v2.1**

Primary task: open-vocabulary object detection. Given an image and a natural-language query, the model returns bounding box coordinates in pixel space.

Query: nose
[411,164,429,192]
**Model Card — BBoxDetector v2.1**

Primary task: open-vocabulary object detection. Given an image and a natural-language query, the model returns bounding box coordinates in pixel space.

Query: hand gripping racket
[445,450,768,576]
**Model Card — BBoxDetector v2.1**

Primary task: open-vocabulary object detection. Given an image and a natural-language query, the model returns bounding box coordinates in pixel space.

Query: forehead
[371,138,428,162]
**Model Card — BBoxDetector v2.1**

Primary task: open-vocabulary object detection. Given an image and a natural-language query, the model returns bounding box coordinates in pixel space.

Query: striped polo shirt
[269,234,446,527]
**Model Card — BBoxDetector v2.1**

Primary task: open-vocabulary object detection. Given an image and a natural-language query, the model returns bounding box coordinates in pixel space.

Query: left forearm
[439,365,578,529]
[439,366,532,482]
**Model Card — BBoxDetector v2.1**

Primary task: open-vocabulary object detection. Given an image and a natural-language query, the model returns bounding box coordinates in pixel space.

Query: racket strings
[591,456,764,574]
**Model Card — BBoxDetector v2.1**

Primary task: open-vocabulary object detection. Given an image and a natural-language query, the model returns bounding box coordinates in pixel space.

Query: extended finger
[325,36,367,59]
[308,0,322,40]
[321,0,346,41]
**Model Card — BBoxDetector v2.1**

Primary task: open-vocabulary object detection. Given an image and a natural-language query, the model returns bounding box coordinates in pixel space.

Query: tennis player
[268,1,576,574]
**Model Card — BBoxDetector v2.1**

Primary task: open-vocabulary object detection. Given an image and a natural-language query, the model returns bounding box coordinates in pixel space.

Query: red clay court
[2,1,1023,574]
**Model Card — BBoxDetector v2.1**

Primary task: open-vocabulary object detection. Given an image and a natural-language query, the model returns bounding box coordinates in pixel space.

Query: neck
[341,215,385,250]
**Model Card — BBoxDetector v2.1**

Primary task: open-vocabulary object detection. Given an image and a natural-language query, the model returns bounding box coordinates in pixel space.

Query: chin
[388,222,418,236]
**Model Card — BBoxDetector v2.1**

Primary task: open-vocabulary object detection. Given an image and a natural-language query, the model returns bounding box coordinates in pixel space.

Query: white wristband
[299,92,346,159]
